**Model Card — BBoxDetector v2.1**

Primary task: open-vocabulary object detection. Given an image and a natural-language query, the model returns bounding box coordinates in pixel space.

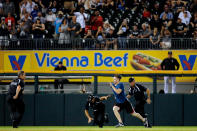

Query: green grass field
[0,126,197,131]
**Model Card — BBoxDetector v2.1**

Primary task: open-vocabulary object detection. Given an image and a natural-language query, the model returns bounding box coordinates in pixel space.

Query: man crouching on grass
[85,94,110,128]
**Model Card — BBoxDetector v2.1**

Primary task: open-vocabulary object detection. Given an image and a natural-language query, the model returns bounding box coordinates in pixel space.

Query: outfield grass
[0,126,197,131]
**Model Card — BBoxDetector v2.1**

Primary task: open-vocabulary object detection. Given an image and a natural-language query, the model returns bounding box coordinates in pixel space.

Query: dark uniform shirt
[8,78,25,100]
[161,57,180,70]
[129,84,147,102]
[85,96,103,112]
[54,65,67,71]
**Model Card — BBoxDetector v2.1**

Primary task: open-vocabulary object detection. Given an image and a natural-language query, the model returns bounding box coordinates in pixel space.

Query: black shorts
[114,100,135,114]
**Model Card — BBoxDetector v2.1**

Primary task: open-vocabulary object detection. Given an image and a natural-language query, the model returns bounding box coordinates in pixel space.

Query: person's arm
[161,59,165,70]
[40,24,45,31]
[76,27,82,35]
[100,95,111,101]
[167,20,172,27]
[179,27,187,33]
[175,59,180,70]
[13,85,21,99]
[173,28,177,33]
[127,94,131,99]
[85,110,93,123]
[155,35,161,44]
[110,83,122,94]
[58,26,62,33]
[146,88,151,104]
[149,36,154,44]
[32,23,36,30]
[39,0,45,8]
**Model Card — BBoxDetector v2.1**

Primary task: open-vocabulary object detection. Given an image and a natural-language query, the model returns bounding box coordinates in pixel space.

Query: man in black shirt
[173,18,187,37]
[7,71,26,128]
[105,29,117,50]
[129,25,140,38]
[54,61,67,93]
[127,77,151,128]
[85,94,110,128]
[161,51,180,93]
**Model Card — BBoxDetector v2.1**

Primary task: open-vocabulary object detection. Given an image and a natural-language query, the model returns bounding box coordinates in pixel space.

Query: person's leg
[114,39,118,50]
[124,100,145,122]
[113,106,123,124]
[16,100,25,126]
[131,112,145,122]
[164,76,169,93]
[60,80,64,94]
[171,77,176,93]
[7,97,17,128]
[54,79,58,93]
[93,112,98,126]
[135,101,146,118]
[97,112,104,128]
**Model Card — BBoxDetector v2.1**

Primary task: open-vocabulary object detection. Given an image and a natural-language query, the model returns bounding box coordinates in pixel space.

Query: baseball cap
[168,51,172,54]
[88,95,94,102]
[59,61,63,64]
[129,77,135,83]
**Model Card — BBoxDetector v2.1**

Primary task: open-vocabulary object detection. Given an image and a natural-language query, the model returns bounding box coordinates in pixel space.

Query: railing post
[94,75,98,95]
[34,75,39,94]
[153,75,157,94]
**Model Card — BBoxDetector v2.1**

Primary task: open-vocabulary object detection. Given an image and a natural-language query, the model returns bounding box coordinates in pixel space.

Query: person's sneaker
[115,123,124,128]
[144,118,151,128]
[12,120,18,128]
[104,113,109,123]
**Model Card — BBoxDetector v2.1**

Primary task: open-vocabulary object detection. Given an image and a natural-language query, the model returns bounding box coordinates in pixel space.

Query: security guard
[84,94,110,128]
[161,51,180,93]
[54,61,67,93]
[127,77,151,128]
[7,71,26,128]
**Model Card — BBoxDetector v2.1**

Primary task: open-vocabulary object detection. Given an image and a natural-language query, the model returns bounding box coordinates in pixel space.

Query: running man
[127,77,152,127]
[110,74,150,127]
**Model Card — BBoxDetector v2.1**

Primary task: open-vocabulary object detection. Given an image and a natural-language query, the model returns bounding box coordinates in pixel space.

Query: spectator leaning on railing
[160,29,172,49]
[117,19,129,49]
[105,28,117,50]
[58,18,70,45]
[149,27,161,48]
[129,25,140,39]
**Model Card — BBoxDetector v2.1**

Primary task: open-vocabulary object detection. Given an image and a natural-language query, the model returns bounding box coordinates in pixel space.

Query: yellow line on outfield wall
[0,70,197,75]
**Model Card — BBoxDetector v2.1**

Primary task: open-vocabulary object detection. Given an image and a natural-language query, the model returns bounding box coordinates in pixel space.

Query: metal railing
[0,38,196,50]
[0,71,197,94]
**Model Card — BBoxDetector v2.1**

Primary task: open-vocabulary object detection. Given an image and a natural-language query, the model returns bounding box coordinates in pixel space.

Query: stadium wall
[0,94,197,126]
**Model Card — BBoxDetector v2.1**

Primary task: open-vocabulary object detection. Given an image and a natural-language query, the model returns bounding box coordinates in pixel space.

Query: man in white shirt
[74,6,88,37]
[20,0,36,14]
[46,9,56,24]
[180,12,190,25]
[178,6,191,25]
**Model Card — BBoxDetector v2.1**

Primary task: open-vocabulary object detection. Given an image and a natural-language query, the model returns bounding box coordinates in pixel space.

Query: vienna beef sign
[2,50,197,72]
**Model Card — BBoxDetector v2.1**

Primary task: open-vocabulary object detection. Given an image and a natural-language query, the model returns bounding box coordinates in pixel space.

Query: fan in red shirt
[143,7,151,18]
[91,10,103,35]
[5,12,15,31]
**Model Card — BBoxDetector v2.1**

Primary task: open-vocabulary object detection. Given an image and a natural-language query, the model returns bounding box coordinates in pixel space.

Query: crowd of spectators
[0,0,197,49]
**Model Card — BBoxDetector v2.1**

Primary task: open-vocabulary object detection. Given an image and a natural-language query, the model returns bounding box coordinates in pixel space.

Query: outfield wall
[0,94,197,126]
